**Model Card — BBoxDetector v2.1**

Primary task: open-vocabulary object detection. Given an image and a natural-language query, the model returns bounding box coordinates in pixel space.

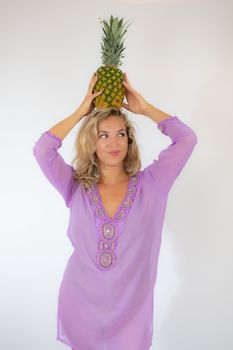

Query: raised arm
[32,73,102,207]
[46,73,102,140]
[122,74,198,194]
[33,131,78,208]
[143,115,198,195]
[32,103,85,208]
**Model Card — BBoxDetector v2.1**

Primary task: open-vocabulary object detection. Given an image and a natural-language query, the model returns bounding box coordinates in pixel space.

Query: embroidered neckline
[86,172,141,223]
[85,172,141,271]
[94,176,133,222]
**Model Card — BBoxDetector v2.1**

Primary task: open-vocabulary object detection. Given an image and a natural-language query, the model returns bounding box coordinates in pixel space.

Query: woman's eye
[99,133,126,138]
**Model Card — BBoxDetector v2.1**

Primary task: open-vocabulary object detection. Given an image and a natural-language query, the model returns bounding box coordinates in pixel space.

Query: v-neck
[84,172,141,270]
[94,176,132,222]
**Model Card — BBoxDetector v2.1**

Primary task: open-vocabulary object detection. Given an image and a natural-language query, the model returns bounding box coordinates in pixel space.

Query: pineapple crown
[98,15,133,68]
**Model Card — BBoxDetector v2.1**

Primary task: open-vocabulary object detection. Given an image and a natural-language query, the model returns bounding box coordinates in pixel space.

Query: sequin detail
[100,222,117,240]
[85,173,141,271]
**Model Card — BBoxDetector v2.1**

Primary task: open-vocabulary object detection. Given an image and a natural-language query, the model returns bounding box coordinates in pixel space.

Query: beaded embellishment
[85,173,141,271]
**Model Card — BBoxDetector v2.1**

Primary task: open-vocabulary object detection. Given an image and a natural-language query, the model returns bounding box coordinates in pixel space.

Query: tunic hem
[57,335,153,350]
[57,334,80,350]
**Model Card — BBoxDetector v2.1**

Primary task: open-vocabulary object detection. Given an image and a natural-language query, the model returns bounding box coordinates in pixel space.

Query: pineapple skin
[94,65,125,108]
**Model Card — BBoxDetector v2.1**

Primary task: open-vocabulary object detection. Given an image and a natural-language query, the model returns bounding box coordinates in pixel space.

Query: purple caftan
[32,115,198,350]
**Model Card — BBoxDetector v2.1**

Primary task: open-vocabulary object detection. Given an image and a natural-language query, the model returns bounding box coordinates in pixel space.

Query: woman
[33,73,198,350]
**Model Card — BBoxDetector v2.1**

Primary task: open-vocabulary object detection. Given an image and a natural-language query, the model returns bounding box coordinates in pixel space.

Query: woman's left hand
[122,73,150,115]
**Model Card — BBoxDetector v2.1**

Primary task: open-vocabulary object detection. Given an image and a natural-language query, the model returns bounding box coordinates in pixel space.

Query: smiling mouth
[109,151,121,156]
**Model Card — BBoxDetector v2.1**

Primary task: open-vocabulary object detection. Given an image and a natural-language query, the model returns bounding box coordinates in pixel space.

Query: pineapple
[94,15,133,108]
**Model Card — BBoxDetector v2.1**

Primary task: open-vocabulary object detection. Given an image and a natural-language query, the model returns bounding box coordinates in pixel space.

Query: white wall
[1,0,232,349]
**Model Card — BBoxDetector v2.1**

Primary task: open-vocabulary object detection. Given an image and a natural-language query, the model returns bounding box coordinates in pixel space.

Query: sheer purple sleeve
[143,115,198,194]
[32,131,77,208]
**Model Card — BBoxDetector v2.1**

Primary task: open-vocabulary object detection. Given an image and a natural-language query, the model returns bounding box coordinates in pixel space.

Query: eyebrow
[98,129,126,133]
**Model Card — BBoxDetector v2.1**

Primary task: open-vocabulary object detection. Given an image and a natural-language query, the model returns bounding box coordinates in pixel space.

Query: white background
[1,0,232,349]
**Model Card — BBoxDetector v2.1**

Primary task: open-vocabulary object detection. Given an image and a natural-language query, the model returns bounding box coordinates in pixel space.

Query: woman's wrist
[143,103,172,124]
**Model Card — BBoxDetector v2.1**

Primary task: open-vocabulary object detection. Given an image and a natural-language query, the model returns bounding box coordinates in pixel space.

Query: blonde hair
[71,107,141,191]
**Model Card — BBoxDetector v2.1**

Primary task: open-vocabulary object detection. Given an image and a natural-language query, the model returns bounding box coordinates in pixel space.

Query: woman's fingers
[89,73,96,84]
[88,73,98,92]
[94,90,103,97]
[123,75,134,92]
[91,74,103,97]
[124,73,131,84]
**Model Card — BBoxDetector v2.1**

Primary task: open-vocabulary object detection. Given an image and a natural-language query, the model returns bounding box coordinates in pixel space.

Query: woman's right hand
[77,73,102,117]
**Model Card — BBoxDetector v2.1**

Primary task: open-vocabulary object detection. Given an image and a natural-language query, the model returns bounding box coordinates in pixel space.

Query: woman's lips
[109,151,121,157]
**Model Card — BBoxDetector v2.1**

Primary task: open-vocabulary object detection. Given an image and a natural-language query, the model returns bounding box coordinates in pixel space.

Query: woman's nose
[107,137,120,145]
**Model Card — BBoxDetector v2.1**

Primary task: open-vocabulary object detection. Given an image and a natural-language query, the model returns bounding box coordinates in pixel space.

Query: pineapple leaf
[118,18,123,28]
[112,18,118,34]
[102,28,108,38]
[103,21,110,34]
[110,16,114,29]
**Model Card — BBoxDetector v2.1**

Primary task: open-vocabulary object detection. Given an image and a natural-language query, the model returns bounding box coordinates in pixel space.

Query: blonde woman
[33,73,198,350]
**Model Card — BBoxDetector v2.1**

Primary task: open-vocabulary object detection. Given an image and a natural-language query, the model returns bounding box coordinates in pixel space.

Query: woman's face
[95,116,129,168]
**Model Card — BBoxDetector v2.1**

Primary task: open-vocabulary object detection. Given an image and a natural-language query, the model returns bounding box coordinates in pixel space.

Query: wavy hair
[71,107,141,191]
